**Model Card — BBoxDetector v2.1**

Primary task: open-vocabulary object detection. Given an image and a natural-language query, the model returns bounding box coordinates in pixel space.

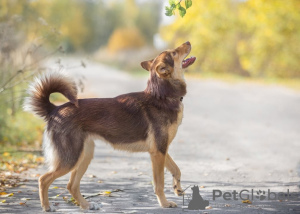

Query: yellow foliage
[107,27,145,53]
[161,0,300,78]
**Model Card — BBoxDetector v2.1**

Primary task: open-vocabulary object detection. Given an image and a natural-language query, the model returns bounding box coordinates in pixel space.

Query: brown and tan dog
[24,42,196,212]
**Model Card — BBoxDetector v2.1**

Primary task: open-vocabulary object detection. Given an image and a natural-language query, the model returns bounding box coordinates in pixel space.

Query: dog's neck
[144,72,187,100]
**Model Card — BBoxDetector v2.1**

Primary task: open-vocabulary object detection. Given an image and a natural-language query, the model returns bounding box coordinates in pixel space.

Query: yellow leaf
[242,200,252,204]
[52,186,59,189]
[104,191,111,195]
[7,193,14,197]
[1,193,14,197]
[3,152,10,157]
[36,157,44,162]
[1,200,6,203]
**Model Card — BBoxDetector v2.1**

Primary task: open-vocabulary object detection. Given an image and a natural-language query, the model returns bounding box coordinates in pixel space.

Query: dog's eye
[172,52,177,56]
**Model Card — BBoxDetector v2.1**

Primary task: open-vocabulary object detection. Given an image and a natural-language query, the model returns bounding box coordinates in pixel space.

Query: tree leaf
[185,0,192,9]
[165,6,173,16]
[178,6,186,17]
[169,0,176,5]
[170,3,176,10]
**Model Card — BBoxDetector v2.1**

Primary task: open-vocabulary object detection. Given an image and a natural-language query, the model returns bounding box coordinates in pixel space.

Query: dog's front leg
[150,151,177,208]
[165,153,183,196]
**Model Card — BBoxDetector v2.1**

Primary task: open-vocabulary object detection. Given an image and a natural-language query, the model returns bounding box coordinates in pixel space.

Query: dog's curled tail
[24,71,78,120]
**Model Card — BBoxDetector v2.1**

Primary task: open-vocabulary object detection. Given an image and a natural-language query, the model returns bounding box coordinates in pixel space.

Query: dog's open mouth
[182,56,196,68]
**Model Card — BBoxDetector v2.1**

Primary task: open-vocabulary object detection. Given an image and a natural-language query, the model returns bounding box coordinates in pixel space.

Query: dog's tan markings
[67,140,97,210]
[39,167,71,212]
[150,151,177,208]
[167,103,184,145]
[165,153,183,196]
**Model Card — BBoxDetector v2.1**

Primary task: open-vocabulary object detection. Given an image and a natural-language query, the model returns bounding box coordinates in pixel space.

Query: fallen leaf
[1,193,14,197]
[69,197,79,205]
[52,186,59,189]
[242,200,252,204]
[1,200,6,203]
[104,191,111,195]
[21,198,31,201]
[3,152,10,157]
[200,186,205,188]
[97,180,103,183]
[0,192,7,195]
[206,206,212,209]
[19,202,26,206]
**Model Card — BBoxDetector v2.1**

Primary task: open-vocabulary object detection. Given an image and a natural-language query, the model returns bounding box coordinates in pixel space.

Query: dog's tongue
[182,56,196,68]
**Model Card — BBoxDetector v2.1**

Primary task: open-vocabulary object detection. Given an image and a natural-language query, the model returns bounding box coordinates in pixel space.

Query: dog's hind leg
[67,140,100,210]
[39,167,71,212]
[150,151,177,208]
[165,153,183,196]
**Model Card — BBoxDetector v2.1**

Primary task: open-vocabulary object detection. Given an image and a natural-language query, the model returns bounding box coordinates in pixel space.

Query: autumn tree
[161,0,300,78]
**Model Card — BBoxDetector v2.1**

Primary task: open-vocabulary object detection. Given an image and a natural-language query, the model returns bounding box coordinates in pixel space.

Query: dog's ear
[141,59,154,71]
[155,63,170,78]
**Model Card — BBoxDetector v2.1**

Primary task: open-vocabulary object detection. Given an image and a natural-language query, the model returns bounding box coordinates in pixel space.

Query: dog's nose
[185,41,191,45]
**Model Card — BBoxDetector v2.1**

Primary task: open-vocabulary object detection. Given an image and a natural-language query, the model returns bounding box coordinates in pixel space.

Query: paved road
[1,58,299,213]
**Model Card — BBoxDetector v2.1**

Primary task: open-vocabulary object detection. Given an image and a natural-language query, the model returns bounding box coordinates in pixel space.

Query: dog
[24,41,196,212]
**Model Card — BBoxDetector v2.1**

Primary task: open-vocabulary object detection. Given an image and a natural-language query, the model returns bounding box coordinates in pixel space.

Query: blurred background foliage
[0,0,300,154]
[161,0,300,78]
[0,0,161,151]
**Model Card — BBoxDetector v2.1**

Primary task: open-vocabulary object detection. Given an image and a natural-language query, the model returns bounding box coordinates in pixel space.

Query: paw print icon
[256,190,266,200]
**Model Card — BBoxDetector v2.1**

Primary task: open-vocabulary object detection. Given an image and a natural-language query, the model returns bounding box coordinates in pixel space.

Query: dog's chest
[168,103,184,144]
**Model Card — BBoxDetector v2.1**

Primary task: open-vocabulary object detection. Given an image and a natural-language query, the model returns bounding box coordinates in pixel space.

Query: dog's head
[141,41,196,80]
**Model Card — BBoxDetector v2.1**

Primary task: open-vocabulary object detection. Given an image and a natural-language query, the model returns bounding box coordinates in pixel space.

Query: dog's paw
[44,205,56,212]
[161,201,177,208]
[89,202,102,210]
[174,188,184,196]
